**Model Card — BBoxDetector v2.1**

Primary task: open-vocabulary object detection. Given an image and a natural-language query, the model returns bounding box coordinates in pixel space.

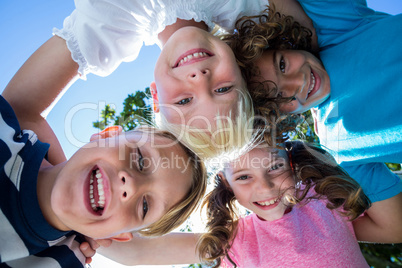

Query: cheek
[279,102,299,114]
[158,107,185,125]
[232,187,249,204]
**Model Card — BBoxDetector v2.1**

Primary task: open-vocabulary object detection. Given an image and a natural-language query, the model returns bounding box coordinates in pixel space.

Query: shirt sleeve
[296,0,390,47]
[53,0,158,79]
[342,162,402,203]
[210,0,267,32]
[53,0,267,79]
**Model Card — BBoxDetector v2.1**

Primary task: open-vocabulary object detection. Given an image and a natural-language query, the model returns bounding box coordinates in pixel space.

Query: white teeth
[257,198,278,206]
[308,71,316,95]
[178,52,209,66]
[89,168,106,213]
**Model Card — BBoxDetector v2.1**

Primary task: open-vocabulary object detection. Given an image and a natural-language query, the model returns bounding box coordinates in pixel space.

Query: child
[223,3,402,237]
[0,35,207,267]
[51,0,271,132]
[199,140,371,267]
[81,140,398,267]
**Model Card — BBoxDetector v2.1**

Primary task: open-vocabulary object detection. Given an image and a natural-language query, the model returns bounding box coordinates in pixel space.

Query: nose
[118,171,137,202]
[279,72,305,99]
[187,68,211,82]
[254,176,274,194]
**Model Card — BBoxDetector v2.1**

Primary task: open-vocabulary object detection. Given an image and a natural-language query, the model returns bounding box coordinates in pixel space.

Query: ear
[109,232,133,242]
[90,126,123,142]
[150,81,160,113]
[217,172,231,190]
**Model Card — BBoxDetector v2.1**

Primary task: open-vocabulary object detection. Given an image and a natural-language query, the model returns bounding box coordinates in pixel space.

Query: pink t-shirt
[222,199,368,267]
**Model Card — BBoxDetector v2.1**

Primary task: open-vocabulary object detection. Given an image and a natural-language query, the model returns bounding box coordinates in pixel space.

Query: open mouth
[173,49,213,68]
[254,197,280,207]
[307,71,316,96]
[306,69,320,99]
[89,167,106,215]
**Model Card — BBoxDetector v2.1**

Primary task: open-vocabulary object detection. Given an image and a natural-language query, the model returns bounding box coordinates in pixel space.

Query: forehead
[122,130,175,147]
[255,50,277,81]
[227,146,287,170]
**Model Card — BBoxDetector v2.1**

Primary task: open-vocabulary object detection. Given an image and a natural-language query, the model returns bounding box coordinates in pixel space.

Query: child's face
[255,50,331,114]
[153,26,246,129]
[225,147,295,221]
[51,131,193,239]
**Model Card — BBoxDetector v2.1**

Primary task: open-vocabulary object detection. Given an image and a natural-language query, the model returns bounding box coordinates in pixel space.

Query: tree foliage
[93,87,152,131]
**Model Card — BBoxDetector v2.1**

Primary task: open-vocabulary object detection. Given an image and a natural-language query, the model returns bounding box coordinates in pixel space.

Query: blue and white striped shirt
[0,96,85,267]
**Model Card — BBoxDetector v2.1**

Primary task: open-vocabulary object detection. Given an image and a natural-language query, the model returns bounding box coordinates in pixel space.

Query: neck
[158,19,208,46]
[37,160,70,232]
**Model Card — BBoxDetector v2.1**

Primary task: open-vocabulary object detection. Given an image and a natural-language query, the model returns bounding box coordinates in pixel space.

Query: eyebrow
[230,168,249,179]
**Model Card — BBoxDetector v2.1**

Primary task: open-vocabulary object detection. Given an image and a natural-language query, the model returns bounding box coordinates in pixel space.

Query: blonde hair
[155,87,258,166]
[197,140,371,267]
[127,125,208,237]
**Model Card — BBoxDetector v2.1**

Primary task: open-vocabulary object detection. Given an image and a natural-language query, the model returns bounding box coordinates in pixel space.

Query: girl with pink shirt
[80,139,395,267]
[199,140,370,267]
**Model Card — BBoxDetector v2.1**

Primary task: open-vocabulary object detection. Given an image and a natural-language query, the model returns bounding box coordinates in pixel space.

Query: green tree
[92,104,116,130]
[93,87,152,131]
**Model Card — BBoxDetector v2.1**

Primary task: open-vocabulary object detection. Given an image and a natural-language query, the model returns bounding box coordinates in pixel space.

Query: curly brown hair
[197,140,371,268]
[222,6,315,146]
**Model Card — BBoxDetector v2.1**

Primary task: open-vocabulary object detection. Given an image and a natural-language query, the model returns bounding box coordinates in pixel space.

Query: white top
[53,0,267,79]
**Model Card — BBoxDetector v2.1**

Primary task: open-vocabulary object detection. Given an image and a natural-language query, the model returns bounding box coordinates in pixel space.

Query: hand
[79,237,113,264]
[90,126,123,141]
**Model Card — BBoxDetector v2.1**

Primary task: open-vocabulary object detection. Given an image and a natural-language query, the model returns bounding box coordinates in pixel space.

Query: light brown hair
[132,125,208,237]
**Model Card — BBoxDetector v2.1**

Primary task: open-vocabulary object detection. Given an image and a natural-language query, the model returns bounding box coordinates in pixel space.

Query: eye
[215,86,232,94]
[142,197,148,219]
[236,175,250,181]
[270,162,285,171]
[279,56,286,73]
[176,97,193,105]
[137,148,144,171]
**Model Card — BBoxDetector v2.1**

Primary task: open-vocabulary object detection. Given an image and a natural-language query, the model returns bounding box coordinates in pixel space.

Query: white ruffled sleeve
[53,0,166,79]
[53,0,267,79]
[210,0,268,32]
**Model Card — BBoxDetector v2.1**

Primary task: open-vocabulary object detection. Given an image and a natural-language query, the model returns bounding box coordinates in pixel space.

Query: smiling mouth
[173,49,213,68]
[254,197,280,207]
[89,168,106,215]
[307,71,316,97]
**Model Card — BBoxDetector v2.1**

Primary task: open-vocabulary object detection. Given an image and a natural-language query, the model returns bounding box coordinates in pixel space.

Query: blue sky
[0,1,401,268]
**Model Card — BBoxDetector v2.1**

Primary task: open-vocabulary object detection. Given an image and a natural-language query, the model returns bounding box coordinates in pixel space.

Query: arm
[353,192,402,243]
[2,36,79,164]
[269,0,318,51]
[97,232,201,266]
